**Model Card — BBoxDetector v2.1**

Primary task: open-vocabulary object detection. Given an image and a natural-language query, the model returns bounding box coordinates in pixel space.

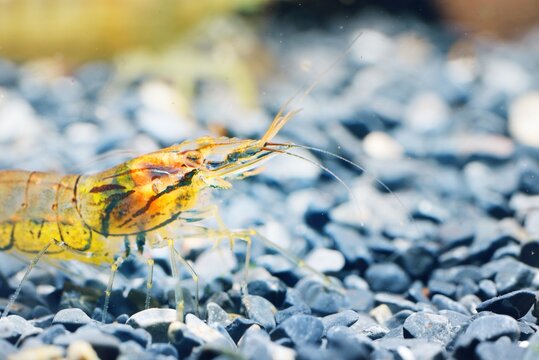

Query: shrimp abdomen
[0,170,118,264]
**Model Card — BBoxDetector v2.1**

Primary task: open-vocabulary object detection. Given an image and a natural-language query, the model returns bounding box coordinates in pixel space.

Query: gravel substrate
[1,13,539,360]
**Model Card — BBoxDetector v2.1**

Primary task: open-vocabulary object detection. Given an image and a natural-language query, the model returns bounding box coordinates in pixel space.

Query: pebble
[385,310,413,329]
[476,337,527,360]
[321,310,359,335]
[432,294,469,314]
[365,263,411,294]
[455,314,521,358]
[193,248,237,282]
[325,224,373,271]
[428,279,457,298]
[476,290,536,319]
[206,302,231,327]
[0,315,41,344]
[184,313,236,349]
[399,245,437,279]
[493,259,534,294]
[243,295,277,331]
[225,317,256,343]
[52,308,92,332]
[363,131,404,160]
[403,311,453,345]
[326,326,374,360]
[520,241,539,267]
[295,279,348,316]
[126,308,177,343]
[247,278,287,308]
[101,323,151,348]
[509,92,539,148]
[350,314,390,340]
[477,280,497,301]
[270,314,324,346]
[374,293,418,313]
[54,326,121,360]
[305,248,345,273]
[148,343,179,359]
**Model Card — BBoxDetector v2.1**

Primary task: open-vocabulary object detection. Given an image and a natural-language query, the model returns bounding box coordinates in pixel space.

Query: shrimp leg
[180,205,235,250]
[144,257,154,310]
[172,247,199,317]
[2,239,54,318]
[167,238,184,321]
[102,256,124,323]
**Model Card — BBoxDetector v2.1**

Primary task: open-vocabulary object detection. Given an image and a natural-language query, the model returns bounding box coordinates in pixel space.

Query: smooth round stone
[275,304,311,325]
[476,290,536,319]
[465,314,520,342]
[509,92,539,147]
[101,323,151,348]
[520,241,539,268]
[148,343,179,359]
[35,324,67,345]
[184,314,235,349]
[493,259,534,294]
[403,311,452,345]
[477,279,498,300]
[246,278,287,307]
[270,314,324,346]
[305,248,345,273]
[54,326,121,360]
[326,326,374,359]
[0,315,41,344]
[365,263,411,294]
[428,279,457,299]
[321,310,359,335]
[399,245,437,279]
[363,131,404,160]
[193,248,237,282]
[374,293,417,313]
[404,92,450,133]
[51,309,92,332]
[0,339,16,358]
[476,338,526,360]
[325,223,372,271]
[126,308,177,343]
[431,294,469,315]
[242,295,276,332]
[385,310,414,329]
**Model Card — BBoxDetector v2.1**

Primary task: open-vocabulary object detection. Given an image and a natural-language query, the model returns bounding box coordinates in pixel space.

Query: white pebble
[363,131,404,160]
[194,248,237,282]
[509,92,539,147]
[305,248,345,273]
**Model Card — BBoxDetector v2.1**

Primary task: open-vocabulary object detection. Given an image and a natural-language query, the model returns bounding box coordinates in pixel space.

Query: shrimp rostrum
[0,108,317,321]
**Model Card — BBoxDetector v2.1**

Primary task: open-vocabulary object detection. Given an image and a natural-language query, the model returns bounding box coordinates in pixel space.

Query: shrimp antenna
[269,142,419,236]
[261,32,363,144]
[262,147,366,227]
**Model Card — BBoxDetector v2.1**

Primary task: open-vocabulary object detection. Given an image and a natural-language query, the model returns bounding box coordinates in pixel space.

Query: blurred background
[1,0,538,171]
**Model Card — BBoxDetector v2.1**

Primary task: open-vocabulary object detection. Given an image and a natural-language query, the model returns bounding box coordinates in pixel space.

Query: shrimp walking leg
[167,239,184,321]
[172,247,199,316]
[181,205,235,250]
[144,257,154,310]
[102,256,124,323]
[2,239,54,318]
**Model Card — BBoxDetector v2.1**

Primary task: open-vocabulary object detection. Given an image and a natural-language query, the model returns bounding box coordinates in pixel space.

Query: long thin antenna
[269,142,419,236]
[263,147,366,227]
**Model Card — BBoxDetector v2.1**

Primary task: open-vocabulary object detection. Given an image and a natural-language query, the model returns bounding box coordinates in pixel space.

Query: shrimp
[0,107,332,320]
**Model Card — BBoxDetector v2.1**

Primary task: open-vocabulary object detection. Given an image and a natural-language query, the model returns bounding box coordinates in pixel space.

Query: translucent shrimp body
[0,121,285,266]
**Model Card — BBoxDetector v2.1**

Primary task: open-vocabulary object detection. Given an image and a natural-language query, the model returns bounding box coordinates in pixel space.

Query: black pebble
[476,289,536,319]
